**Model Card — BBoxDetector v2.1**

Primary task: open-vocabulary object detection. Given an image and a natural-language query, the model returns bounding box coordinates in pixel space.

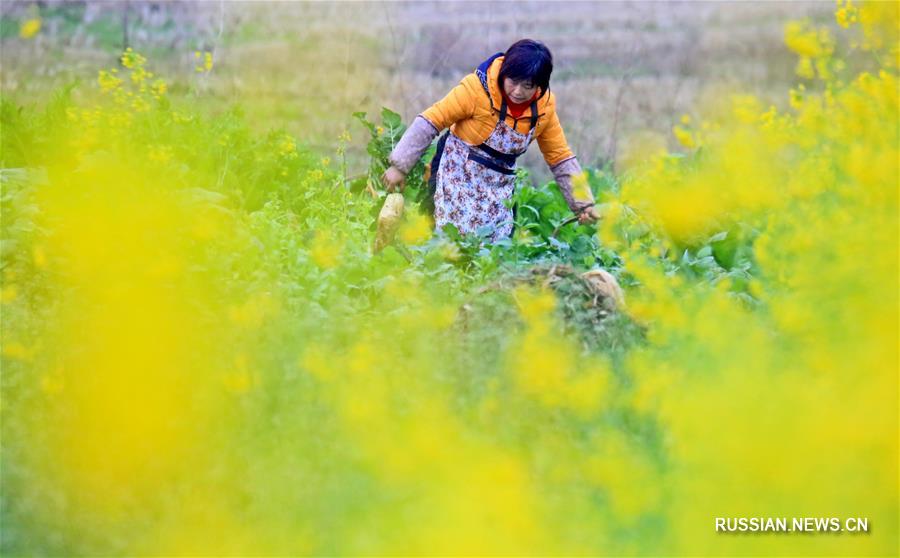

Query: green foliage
[353,108,435,209]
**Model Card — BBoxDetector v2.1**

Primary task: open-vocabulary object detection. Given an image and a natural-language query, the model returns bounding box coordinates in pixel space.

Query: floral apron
[431,99,539,242]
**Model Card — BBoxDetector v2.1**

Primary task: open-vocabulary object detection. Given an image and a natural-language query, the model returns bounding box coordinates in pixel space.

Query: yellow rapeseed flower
[120,47,146,70]
[224,353,257,393]
[148,145,173,164]
[0,285,17,303]
[2,342,32,361]
[277,135,297,157]
[796,56,816,79]
[571,171,592,202]
[130,66,150,85]
[673,125,696,149]
[784,20,834,59]
[310,230,341,269]
[399,212,432,245]
[731,94,763,123]
[19,17,41,39]
[33,245,47,268]
[195,51,214,73]
[97,70,123,93]
[835,0,858,28]
[40,373,65,394]
[151,78,167,98]
[514,285,556,323]
[131,97,150,113]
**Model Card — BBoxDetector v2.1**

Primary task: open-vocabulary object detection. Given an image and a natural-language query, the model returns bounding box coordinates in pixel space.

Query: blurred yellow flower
[514,285,556,323]
[277,134,297,157]
[19,18,40,39]
[120,47,146,70]
[131,97,150,113]
[224,354,258,393]
[41,373,64,394]
[148,145,173,164]
[672,125,696,149]
[399,212,432,244]
[0,285,17,303]
[33,245,47,268]
[2,342,32,361]
[97,70,123,93]
[731,94,763,123]
[784,20,834,59]
[151,78,167,98]
[796,56,815,79]
[571,171,592,202]
[310,230,341,269]
[835,0,858,28]
[195,51,214,73]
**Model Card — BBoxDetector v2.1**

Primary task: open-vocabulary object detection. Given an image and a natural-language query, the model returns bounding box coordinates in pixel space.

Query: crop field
[1,1,897,556]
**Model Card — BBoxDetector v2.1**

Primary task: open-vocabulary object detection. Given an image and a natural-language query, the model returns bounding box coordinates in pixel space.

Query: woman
[382,39,599,242]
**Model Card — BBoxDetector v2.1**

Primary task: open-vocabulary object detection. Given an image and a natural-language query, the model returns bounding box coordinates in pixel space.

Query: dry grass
[1,0,834,180]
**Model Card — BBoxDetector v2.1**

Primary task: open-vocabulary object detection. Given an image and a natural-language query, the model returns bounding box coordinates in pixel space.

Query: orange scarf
[501,89,539,118]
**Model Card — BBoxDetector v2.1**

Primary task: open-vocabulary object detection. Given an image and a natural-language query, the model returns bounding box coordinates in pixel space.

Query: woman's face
[503,77,538,103]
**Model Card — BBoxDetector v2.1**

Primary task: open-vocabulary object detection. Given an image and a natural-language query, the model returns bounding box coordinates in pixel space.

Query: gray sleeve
[388,115,440,175]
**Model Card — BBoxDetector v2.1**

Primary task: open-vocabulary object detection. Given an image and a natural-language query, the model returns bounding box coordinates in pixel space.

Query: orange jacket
[420,55,575,168]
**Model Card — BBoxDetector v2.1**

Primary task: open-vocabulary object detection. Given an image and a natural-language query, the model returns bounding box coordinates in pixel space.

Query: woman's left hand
[576,204,601,224]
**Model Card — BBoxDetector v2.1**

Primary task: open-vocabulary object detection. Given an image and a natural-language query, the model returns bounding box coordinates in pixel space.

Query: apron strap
[467,151,516,175]
[424,131,451,217]
[499,99,539,130]
[476,143,517,166]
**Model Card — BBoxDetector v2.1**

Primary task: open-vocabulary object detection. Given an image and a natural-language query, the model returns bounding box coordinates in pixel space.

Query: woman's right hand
[381,165,406,193]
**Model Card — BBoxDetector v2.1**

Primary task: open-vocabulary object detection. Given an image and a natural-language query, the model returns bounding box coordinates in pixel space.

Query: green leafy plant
[353,108,435,209]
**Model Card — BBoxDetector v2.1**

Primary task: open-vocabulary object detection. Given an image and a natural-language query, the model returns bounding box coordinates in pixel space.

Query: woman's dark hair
[498,39,553,97]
